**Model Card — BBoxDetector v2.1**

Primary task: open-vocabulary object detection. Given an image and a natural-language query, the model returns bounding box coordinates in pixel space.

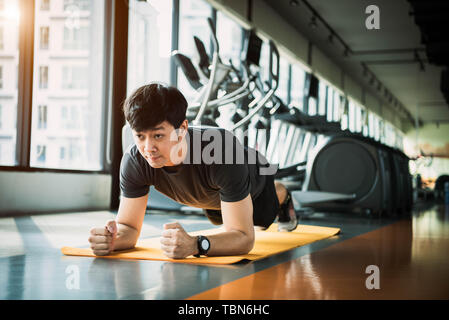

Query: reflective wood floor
[1,203,448,299]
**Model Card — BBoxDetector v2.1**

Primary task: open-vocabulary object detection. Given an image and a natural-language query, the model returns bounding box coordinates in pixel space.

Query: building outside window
[63,0,90,11]
[177,0,213,103]
[36,145,46,164]
[30,0,106,170]
[62,65,88,89]
[0,0,19,166]
[39,66,48,89]
[37,105,47,129]
[63,26,89,50]
[127,0,173,95]
[0,26,4,50]
[216,11,243,69]
[40,26,49,50]
[41,0,50,11]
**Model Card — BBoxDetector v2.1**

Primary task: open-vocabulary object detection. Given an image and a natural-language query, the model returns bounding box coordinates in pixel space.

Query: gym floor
[1,203,448,300]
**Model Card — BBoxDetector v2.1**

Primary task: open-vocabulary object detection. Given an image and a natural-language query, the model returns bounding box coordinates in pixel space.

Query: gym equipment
[270,106,413,217]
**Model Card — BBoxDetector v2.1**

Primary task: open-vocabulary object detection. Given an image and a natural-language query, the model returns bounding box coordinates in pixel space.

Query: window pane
[333,91,341,122]
[348,100,355,132]
[177,0,212,103]
[0,0,19,166]
[216,11,242,69]
[277,57,289,104]
[30,0,105,170]
[290,64,305,110]
[326,86,333,122]
[127,0,172,95]
[318,82,326,116]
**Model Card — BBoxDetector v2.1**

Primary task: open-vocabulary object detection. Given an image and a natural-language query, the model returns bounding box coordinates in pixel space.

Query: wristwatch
[194,235,210,257]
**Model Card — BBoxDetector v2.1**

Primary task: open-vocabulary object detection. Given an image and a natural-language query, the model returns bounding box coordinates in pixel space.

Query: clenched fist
[160,222,197,259]
[89,220,117,256]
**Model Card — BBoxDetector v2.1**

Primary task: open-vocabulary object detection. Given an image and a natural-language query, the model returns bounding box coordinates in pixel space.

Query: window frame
[0,0,115,175]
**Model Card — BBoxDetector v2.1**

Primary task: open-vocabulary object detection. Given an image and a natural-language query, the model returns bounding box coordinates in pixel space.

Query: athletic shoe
[277,191,298,232]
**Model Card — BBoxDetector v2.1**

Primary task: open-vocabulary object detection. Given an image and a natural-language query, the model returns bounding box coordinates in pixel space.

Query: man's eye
[155,134,163,139]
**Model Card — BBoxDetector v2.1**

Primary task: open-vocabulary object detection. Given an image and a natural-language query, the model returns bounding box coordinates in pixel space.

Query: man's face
[132,120,188,168]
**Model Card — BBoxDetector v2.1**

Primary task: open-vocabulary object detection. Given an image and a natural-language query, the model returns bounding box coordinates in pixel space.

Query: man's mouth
[146,154,160,161]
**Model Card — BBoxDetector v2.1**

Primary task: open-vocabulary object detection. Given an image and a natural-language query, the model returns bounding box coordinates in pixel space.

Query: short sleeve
[119,151,150,198]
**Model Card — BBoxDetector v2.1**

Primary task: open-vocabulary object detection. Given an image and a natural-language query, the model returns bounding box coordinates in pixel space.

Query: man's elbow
[240,234,255,255]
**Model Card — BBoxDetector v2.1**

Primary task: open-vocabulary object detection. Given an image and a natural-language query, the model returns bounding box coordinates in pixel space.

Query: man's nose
[144,139,157,153]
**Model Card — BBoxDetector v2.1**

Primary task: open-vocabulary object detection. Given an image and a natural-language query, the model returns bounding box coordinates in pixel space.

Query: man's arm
[205,193,255,256]
[113,193,149,250]
[160,193,255,258]
[89,193,148,255]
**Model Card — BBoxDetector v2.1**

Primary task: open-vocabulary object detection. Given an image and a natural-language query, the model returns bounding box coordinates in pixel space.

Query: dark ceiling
[262,0,449,125]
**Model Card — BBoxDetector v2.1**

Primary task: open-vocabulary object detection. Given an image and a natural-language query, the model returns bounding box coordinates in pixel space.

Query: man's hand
[160,222,197,259]
[88,220,117,256]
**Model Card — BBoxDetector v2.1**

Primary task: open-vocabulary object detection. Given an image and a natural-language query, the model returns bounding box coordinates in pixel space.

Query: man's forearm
[203,230,255,256]
[113,223,139,251]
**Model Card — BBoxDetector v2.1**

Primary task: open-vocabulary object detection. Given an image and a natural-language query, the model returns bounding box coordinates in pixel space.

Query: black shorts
[204,174,280,228]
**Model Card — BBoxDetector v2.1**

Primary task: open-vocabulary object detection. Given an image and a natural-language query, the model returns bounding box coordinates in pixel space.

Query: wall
[0,171,111,216]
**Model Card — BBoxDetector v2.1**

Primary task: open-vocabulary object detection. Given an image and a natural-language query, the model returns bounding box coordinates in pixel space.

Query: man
[88,83,297,259]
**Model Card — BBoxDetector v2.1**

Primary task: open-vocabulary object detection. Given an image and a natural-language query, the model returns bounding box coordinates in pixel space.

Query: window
[290,64,306,110]
[348,99,355,132]
[277,57,290,104]
[318,82,327,116]
[37,105,47,129]
[39,66,48,89]
[30,0,106,170]
[216,11,243,69]
[0,26,3,50]
[63,26,89,50]
[177,0,213,103]
[333,91,342,122]
[36,145,46,164]
[62,65,88,89]
[60,146,66,160]
[63,0,90,11]
[354,103,362,133]
[41,0,50,11]
[0,0,19,166]
[127,0,173,95]
[326,86,334,122]
[40,26,49,50]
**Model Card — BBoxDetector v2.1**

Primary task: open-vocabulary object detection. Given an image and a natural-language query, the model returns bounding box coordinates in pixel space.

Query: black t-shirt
[119,126,275,210]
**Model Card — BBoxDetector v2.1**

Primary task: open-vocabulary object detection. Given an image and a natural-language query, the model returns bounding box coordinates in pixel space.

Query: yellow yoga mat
[61,224,340,265]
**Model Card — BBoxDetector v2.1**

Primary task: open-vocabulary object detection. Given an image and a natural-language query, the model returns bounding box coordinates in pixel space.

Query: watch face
[201,238,210,251]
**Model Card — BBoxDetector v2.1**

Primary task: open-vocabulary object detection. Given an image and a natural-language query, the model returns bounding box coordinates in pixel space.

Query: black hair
[123,83,188,132]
